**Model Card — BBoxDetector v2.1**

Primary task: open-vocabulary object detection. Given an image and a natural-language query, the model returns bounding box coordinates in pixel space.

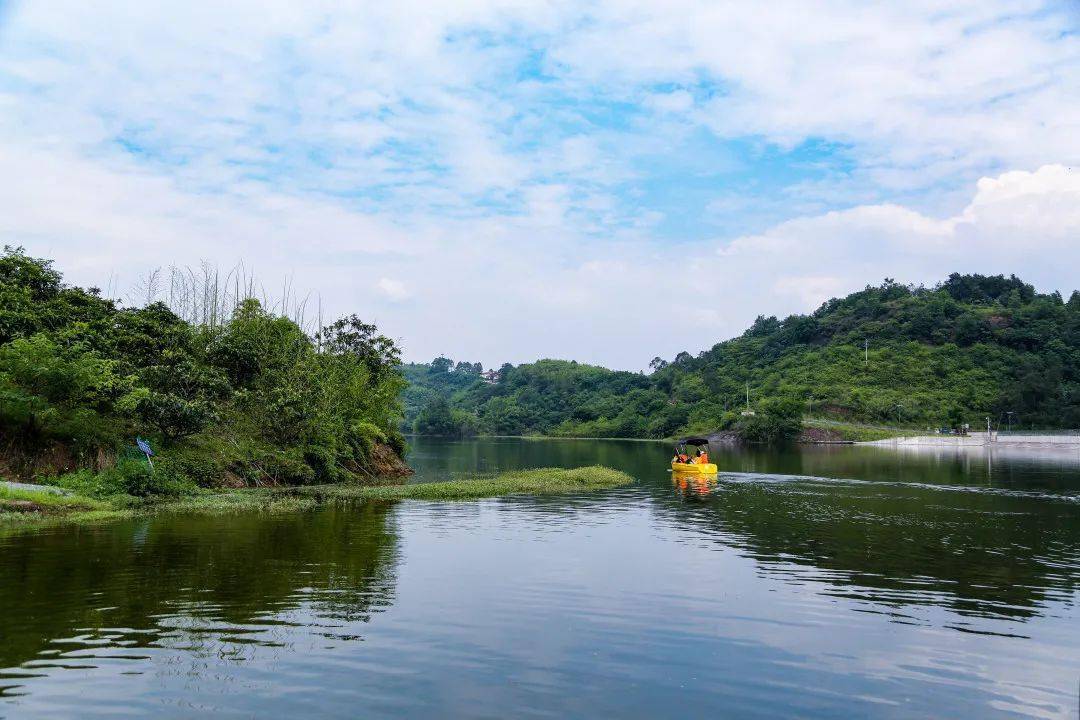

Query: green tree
[735,397,805,444]
[0,248,408,488]
[0,334,126,461]
[429,356,453,374]
[414,396,476,437]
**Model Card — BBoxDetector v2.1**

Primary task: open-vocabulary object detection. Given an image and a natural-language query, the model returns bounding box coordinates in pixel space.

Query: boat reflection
[671,473,718,498]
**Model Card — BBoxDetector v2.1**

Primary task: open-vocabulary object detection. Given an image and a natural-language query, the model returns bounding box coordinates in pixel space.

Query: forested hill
[0,248,408,487]
[404,274,1080,438]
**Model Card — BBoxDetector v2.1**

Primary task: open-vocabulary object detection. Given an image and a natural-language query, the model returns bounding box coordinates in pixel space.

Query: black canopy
[676,436,710,445]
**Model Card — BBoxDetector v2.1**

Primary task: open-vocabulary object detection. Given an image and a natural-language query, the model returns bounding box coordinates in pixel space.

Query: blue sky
[1,1,1078,368]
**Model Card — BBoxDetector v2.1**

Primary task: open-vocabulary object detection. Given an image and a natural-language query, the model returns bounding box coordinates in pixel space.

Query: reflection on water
[665,472,1080,622]
[671,473,719,499]
[0,503,399,711]
[2,438,1079,718]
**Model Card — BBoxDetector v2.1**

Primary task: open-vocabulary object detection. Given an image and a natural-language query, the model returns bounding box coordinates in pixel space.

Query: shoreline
[860,432,1080,449]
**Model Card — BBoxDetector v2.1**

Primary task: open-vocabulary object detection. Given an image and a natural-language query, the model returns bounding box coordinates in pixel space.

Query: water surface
[2,438,1078,718]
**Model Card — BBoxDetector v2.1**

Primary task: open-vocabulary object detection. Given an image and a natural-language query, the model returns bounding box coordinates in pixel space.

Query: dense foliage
[667,274,1080,434]
[403,357,665,437]
[0,248,406,487]
[406,274,1080,439]
[402,358,488,435]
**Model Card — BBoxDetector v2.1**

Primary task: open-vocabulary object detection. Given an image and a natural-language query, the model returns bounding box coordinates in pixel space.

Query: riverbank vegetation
[406,274,1080,440]
[0,484,133,529]
[0,483,109,514]
[801,419,924,443]
[0,247,408,489]
[309,466,633,501]
[0,467,633,533]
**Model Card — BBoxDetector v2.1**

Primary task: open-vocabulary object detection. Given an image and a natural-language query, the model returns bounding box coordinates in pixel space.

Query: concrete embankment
[862,432,1080,448]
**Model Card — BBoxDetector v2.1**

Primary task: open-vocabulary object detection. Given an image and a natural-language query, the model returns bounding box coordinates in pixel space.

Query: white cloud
[553,1,1080,181]
[772,276,847,310]
[0,2,1078,368]
[716,164,1080,318]
[2,1,1075,219]
[376,278,411,302]
[4,139,1078,368]
[645,90,695,114]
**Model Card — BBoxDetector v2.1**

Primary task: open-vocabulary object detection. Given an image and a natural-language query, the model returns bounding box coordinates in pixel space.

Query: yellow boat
[670,436,717,474]
[671,461,718,474]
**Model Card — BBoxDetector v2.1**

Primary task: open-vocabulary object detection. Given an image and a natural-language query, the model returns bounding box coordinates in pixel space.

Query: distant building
[481,369,501,384]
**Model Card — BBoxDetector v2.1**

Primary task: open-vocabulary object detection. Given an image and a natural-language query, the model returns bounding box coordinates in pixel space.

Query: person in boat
[675,449,691,464]
[695,448,709,464]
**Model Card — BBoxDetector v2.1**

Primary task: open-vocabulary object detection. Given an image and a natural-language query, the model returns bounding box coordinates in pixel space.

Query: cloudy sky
[1,1,1078,369]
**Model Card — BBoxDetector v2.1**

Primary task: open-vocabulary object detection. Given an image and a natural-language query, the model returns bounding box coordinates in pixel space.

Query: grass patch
[803,418,925,442]
[0,486,134,535]
[300,466,634,501]
[0,484,104,511]
[148,490,320,515]
[1,466,632,534]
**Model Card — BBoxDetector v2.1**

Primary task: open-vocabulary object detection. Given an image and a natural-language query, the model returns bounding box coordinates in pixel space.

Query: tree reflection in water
[660,472,1080,623]
[0,501,400,675]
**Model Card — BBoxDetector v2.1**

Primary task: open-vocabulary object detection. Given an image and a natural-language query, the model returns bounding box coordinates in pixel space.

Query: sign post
[136,437,154,469]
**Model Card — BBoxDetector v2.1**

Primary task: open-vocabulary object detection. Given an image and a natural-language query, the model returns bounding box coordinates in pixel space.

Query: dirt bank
[370,443,414,478]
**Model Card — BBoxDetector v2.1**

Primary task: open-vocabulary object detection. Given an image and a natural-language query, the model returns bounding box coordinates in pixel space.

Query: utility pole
[808,393,814,415]
[895,403,903,425]
[864,338,869,366]
[740,382,755,416]
[1006,411,1014,432]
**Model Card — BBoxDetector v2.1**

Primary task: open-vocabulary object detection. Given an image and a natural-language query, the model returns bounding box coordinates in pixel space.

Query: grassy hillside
[406,274,1080,438]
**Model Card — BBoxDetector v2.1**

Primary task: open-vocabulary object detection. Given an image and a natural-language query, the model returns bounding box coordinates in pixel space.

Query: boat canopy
[676,436,710,446]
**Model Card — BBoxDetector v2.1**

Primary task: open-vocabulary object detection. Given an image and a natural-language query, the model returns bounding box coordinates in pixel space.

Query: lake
[2,438,1078,718]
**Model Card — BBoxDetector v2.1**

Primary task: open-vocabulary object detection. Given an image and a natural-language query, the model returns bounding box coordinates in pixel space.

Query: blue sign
[136,437,154,456]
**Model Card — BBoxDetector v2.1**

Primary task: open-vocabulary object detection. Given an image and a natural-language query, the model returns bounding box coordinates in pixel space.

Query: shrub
[235,449,316,486]
[47,458,198,498]
[157,452,225,489]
